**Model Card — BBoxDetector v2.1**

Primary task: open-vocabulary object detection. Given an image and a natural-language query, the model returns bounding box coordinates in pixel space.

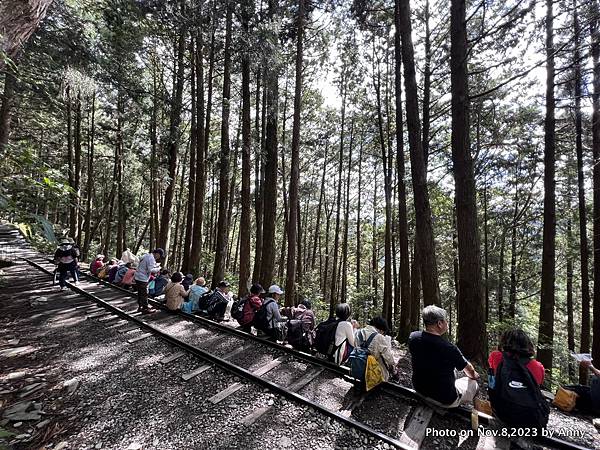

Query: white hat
[268,284,284,295]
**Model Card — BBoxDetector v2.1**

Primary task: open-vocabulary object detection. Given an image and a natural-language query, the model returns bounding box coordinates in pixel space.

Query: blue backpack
[348,332,377,381]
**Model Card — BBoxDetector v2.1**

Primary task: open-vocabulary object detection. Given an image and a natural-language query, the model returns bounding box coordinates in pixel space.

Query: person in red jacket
[488,329,545,385]
[90,254,105,275]
[238,283,265,332]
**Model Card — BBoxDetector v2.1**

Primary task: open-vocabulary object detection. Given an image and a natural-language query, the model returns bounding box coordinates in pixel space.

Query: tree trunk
[238,0,253,297]
[182,37,197,274]
[574,0,592,384]
[356,142,363,291]
[394,1,411,342]
[409,241,421,330]
[252,71,265,282]
[66,86,75,237]
[211,1,233,288]
[591,0,600,365]
[330,78,346,316]
[189,18,207,276]
[537,0,556,377]
[0,69,16,152]
[82,92,96,259]
[498,230,506,321]
[284,0,305,306]
[311,142,329,271]
[0,0,53,72]
[74,93,83,243]
[116,93,125,257]
[259,0,280,289]
[397,0,440,306]
[158,24,186,267]
[566,206,576,381]
[341,125,354,304]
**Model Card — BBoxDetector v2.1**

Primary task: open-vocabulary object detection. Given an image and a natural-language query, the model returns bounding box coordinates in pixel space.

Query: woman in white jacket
[333,303,358,365]
[354,317,396,381]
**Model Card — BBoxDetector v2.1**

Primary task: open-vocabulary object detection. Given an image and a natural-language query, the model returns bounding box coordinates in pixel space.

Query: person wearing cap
[237,283,265,332]
[182,273,194,291]
[207,280,233,320]
[259,285,287,340]
[90,254,105,275]
[53,238,80,290]
[134,248,164,314]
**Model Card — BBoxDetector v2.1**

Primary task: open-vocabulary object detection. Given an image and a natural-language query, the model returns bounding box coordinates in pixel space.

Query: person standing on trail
[408,305,479,407]
[134,248,164,314]
[53,238,79,291]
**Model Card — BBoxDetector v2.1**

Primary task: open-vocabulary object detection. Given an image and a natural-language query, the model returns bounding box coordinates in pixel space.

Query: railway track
[17,253,594,450]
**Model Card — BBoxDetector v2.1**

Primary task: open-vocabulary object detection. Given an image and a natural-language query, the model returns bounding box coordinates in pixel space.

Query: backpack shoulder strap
[364,332,378,348]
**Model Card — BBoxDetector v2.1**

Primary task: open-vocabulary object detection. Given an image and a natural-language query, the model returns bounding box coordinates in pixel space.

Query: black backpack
[253,298,274,331]
[287,311,312,351]
[313,318,340,358]
[197,291,214,311]
[231,295,248,321]
[488,352,549,429]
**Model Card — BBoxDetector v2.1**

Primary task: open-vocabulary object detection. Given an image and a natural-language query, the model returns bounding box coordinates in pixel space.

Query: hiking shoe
[141,308,156,315]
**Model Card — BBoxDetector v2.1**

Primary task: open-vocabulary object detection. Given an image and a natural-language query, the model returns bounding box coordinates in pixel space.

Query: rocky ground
[1,225,599,450]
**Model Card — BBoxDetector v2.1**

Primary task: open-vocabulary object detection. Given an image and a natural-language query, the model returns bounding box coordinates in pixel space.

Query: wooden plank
[127,333,153,343]
[18,383,46,398]
[160,352,185,364]
[399,406,434,449]
[209,356,287,404]
[241,406,271,426]
[99,315,121,323]
[240,367,324,426]
[117,326,140,334]
[476,435,510,450]
[181,364,211,381]
[87,311,111,319]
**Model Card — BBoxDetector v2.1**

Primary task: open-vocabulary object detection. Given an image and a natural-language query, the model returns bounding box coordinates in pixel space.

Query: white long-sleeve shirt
[354,325,395,381]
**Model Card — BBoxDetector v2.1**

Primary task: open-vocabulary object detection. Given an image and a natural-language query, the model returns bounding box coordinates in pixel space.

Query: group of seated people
[408,305,600,429]
[90,252,600,424]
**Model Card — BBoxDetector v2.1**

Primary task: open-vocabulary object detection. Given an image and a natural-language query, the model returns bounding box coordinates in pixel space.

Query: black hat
[218,280,231,288]
[152,248,165,258]
[250,283,265,294]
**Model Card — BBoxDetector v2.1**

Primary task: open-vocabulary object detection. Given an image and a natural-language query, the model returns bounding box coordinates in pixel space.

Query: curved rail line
[23,256,593,450]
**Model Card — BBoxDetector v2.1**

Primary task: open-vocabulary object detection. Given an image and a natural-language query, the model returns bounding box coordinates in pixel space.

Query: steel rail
[26,256,594,450]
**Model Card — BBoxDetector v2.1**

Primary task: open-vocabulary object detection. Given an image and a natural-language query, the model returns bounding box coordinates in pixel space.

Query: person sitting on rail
[113,262,131,285]
[120,263,137,289]
[254,285,287,341]
[90,254,105,275]
[185,277,208,313]
[333,303,358,365]
[164,271,189,311]
[563,360,600,416]
[408,305,479,408]
[487,328,549,429]
[107,260,121,283]
[149,269,170,297]
[53,238,80,291]
[281,299,316,351]
[134,248,164,314]
[354,317,396,382]
[236,283,264,332]
[97,258,116,279]
[182,273,194,291]
[206,280,234,320]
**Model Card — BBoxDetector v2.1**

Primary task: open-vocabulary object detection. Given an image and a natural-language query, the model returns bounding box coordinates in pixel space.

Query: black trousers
[136,280,149,309]
[58,261,78,288]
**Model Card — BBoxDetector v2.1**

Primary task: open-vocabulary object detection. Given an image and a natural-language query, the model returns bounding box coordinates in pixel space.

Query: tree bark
[537,0,556,377]
[252,71,265,282]
[182,37,197,274]
[82,92,95,259]
[574,0,592,384]
[211,1,233,288]
[284,0,305,306]
[238,0,253,297]
[591,0,600,365]
[397,0,440,306]
[158,23,186,267]
[0,69,16,152]
[0,0,53,72]
[259,0,280,289]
